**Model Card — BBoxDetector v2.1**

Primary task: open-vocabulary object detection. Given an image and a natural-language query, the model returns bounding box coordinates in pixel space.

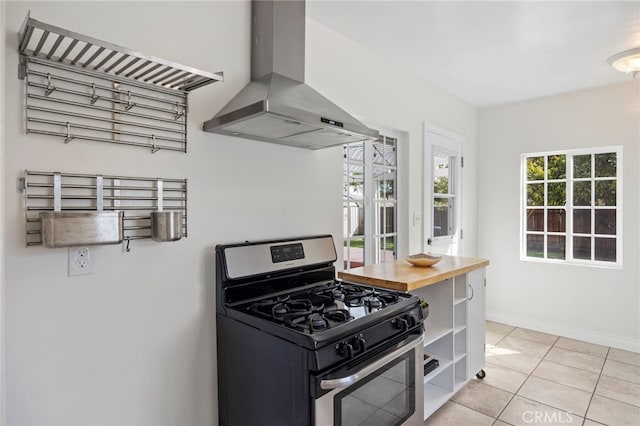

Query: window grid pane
[527,209,544,232]
[595,153,616,178]
[573,209,591,234]
[594,209,616,235]
[573,236,591,260]
[433,149,456,239]
[527,183,544,206]
[547,209,566,233]
[595,180,616,206]
[526,234,544,258]
[547,235,566,260]
[595,237,616,261]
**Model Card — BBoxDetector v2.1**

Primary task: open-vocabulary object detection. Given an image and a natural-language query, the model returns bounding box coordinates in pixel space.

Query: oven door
[314,334,424,426]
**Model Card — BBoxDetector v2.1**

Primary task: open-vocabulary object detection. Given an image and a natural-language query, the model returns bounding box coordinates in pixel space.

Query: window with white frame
[432,147,457,239]
[343,134,398,269]
[522,147,622,266]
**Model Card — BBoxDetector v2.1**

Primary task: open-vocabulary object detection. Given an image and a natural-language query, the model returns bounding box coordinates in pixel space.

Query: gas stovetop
[240,281,413,335]
[216,235,423,354]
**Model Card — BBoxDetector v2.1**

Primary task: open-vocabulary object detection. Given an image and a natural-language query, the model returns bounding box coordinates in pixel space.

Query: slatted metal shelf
[18,12,223,92]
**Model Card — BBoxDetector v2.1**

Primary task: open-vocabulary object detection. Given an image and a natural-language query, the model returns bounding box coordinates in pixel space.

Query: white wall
[478,81,640,351]
[2,2,479,425]
[305,19,480,259]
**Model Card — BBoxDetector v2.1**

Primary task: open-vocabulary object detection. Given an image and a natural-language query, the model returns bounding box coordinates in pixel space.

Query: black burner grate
[244,281,406,334]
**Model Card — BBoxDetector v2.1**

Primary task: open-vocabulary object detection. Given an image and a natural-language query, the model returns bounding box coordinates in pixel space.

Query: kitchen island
[338,255,489,420]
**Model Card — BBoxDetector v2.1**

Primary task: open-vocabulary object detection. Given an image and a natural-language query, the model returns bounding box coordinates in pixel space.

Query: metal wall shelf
[18,12,223,92]
[17,12,224,153]
[22,170,188,248]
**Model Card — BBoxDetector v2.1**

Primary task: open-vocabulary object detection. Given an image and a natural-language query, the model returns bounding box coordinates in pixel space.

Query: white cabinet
[411,268,486,420]
[467,268,486,379]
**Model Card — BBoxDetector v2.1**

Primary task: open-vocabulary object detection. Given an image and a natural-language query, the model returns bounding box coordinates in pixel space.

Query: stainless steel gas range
[215,235,425,426]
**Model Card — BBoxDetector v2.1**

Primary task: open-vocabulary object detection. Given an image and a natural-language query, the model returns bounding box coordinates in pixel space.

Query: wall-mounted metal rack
[23,57,190,153]
[17,12,224,153]
[22,170,187,248]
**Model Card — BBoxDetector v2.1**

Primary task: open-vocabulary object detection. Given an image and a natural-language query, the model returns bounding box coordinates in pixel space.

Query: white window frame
[520,146,623,268]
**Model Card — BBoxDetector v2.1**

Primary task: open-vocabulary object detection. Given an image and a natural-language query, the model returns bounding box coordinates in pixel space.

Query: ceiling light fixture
[608,47,640,77]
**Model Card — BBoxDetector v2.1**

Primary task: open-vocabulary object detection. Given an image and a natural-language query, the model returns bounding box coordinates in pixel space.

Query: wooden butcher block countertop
[337,255,489,292]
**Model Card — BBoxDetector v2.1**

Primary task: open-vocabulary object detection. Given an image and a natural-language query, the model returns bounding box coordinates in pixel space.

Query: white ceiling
[307,0,640,108]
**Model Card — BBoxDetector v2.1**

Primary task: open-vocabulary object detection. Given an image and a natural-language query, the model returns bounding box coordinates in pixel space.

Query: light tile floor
[426,321,640,426]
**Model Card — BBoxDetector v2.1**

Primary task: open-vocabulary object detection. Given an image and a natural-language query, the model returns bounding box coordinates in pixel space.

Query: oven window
[334,354,415,426]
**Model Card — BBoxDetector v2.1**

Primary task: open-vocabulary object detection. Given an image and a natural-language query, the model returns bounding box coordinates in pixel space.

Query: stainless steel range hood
[202,0,379,149]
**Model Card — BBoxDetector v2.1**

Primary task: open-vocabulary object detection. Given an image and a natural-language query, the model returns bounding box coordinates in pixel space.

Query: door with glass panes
[343,130,399,269]
[424,125,463,255]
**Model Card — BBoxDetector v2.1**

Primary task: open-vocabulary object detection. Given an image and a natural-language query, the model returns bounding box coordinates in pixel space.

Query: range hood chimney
[202,0,379,149]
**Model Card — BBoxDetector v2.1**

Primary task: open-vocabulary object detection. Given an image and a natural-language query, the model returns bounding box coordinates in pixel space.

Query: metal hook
[174,101,185,120]
[90,83,99,104]
[150,135,159,153]
[44,73,56,96]
[64,122,74,143]
[125,238,131,253]
[124,90,135,111]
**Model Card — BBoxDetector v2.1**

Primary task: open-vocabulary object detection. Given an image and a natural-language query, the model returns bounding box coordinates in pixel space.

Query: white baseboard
[487,310,640,353]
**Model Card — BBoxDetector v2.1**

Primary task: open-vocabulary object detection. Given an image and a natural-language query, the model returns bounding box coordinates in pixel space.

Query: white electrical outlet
[68,247,95,276]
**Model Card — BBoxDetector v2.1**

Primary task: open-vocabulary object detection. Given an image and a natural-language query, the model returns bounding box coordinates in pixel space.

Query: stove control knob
[356,335,366,352]
[400,318,410,331]
[336,342,355,359]
[345,334,366,353]
[406,313,417,328]
[391,315,415,331]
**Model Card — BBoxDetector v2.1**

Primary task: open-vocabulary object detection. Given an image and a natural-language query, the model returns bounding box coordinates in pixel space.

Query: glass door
[424,125,463,255]
[334,356,415,426]
[343,128,400,269]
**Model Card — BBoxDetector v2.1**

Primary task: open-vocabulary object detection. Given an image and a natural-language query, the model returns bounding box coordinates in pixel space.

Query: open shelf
[454,324,466,334]
[424,383,453,420]
[424,323,452,345]
[454,300,467,330]
[454,354,468,390]
[423,357,453,383]
[411,272,486,421]
[454,377,468,391]
[454,273,468,301]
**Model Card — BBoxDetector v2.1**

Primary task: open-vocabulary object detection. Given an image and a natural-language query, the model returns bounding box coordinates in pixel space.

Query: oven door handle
[320,334,424,390]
